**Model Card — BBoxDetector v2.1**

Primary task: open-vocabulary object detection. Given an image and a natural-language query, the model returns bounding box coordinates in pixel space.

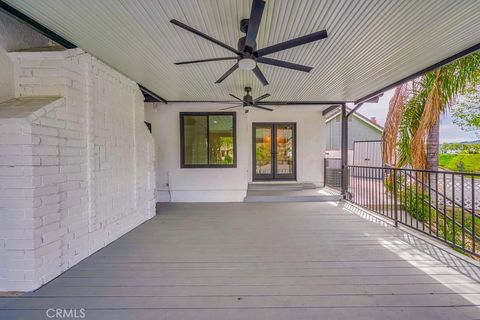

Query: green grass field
[439,154,480,173]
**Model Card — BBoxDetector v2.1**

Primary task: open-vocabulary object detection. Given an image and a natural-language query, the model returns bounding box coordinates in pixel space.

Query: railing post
[393,168,399,227]
[341,103,348,197]
[323,158,327,188]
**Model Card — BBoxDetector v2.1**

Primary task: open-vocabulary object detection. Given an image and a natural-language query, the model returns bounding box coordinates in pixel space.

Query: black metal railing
[347,165,480,257]
[324,158,342,190]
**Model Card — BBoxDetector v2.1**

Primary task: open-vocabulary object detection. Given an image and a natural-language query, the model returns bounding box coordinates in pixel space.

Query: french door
[252,123,296,181]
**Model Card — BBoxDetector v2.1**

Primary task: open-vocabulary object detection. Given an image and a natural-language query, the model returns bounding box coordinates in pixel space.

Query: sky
[354,89,479,143]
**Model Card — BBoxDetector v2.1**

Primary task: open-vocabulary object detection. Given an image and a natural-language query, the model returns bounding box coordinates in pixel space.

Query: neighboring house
[324,108,383,164]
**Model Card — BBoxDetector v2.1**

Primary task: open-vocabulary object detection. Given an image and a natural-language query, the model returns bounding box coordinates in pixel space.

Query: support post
[341,103,348,197]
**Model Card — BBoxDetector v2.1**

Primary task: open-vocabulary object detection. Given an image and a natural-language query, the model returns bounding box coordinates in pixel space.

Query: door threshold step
[244,194,342,203]
[248,182,317,191]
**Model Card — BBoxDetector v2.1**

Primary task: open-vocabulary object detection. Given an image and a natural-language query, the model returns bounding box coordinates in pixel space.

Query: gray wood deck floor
[1,202,480,319]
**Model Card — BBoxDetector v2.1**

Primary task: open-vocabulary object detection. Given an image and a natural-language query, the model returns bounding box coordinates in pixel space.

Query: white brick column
[0,49,155,292]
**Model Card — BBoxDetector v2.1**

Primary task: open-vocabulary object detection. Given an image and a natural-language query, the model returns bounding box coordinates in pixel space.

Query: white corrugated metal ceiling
[5,0,480,102]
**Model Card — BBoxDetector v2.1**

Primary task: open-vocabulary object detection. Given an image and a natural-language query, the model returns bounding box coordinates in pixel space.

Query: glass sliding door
[253,123,296,181]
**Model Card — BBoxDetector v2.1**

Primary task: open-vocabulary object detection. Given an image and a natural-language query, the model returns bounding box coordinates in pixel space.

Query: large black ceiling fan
[220,87,273,112]
[170,0,328,86]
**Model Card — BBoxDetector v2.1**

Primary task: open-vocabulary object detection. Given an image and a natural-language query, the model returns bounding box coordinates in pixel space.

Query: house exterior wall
[145,103,325,202]
[326,114,382,150]
[0,49,155,292]
[247,110,325,185]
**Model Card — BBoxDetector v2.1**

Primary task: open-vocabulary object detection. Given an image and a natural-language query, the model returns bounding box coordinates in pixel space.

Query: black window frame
[180,112,237,168]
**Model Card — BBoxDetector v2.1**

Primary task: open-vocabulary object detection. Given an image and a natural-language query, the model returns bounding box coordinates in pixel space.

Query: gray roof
[325,108,383,132]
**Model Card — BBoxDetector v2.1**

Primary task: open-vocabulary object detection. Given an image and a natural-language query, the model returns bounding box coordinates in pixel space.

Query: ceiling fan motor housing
[243,94,253,106]
[238,36,256,53]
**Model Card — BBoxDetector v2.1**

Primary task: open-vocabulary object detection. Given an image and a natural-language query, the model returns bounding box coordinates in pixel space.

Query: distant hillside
[441,140,480,146]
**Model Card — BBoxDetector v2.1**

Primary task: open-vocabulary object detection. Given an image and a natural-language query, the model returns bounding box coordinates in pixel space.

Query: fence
[353,140,382,167]
[347,165,480,257]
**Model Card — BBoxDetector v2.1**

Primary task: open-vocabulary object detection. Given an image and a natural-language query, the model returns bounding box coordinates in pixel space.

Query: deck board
[1,202,479,319]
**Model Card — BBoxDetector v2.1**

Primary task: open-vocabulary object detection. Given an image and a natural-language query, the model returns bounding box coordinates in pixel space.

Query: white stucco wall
[145,103,249,202]
[145,103,326,202]
[247,108,326,185]
[0,49,155,291]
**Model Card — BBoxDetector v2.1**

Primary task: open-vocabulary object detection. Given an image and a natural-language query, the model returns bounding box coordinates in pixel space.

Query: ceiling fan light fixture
[238,58,256,70]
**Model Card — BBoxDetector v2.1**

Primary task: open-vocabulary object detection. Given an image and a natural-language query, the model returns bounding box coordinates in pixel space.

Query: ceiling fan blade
[256,29,328,57]
[220,104,242,110]
[175,57,238,65]
[244,0,265,51]
[170,19,241,55]
[229,94,244,102]
[252,104,273,111]
[257,57,312,72]
[215,63,239,83]
[252,66,269,86]
[254,93,271,102]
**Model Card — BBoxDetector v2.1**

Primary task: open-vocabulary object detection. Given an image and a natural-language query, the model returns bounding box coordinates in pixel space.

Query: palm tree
[383,53,480,170]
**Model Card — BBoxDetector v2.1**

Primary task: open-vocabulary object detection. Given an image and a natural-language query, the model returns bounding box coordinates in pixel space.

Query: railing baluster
[398,169,402,224]
[360,167,363,207]
[404,170,407,224]
[382,168,385,215]
[421,171,425,231]
[428,172,432,235]
[461,175,465,250]
[352,167,358,202]
[415,174,419,230]
[436,171,439,238]
[410,172,413,227]
[367,168,372,209]
[361,167,364,207]
[374,167,376,211]
[394,169,398,227]
[452,173,456,246]
[443,172,447,242]
[388,168,392,218]
[344,165,479,257]
[370,167,373,211]
[377,168,380,213]
[472,176,476,254]
[390,169,394,219]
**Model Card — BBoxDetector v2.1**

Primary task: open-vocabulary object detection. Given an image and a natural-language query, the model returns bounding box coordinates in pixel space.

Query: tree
[451,90,480,136]
[383,53,480,170]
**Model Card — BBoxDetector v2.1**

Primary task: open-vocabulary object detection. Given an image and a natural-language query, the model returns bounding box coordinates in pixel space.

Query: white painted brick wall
[0,49,155,291]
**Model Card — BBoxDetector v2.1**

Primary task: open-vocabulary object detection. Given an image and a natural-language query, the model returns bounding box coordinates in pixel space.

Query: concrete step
[244,188,342,203]
[244,194,343,203]
[247,182,317,191]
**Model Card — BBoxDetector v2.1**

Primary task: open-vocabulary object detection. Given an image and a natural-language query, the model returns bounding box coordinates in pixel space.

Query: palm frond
[384,52,480,170]
[382,84,407,166]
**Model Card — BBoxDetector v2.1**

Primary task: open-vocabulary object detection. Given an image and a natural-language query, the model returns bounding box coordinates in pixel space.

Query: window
[180,112,236,168]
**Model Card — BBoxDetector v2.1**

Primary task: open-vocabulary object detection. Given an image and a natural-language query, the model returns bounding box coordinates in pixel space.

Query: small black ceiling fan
[170,0,328,86]
[220,87,273,112]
